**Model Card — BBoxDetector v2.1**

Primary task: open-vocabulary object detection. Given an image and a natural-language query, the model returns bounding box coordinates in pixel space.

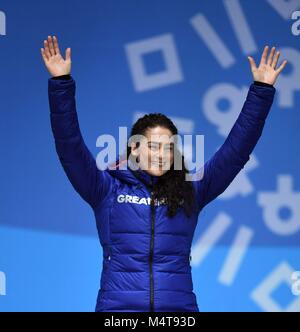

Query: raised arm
[196,45,287,210]
[41,35,113,209]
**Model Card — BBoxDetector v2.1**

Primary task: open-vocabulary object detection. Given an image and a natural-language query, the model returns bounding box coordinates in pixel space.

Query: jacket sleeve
[48,75,113,210]
[195,82,276,211]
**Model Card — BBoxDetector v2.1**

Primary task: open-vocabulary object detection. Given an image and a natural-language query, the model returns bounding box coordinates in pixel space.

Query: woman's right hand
[41,35,71,77]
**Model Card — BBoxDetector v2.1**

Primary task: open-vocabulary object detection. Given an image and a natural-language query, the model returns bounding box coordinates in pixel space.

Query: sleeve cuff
[253,81,273,88]
[242,82,276,120]
[48,74,75,94]
[51,74,72,80]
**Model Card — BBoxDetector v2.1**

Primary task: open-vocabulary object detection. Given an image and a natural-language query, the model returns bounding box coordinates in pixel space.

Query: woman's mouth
[151,161,166,167]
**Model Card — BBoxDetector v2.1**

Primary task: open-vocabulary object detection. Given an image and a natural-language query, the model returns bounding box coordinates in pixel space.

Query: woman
[41,35,287,312]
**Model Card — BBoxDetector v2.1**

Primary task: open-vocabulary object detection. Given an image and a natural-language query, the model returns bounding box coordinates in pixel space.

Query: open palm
[40,35,71,77]
[247,45,287,86]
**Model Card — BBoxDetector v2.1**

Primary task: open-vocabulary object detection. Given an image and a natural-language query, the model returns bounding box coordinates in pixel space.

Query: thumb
[247,56,257,72]
[65,47,71,61]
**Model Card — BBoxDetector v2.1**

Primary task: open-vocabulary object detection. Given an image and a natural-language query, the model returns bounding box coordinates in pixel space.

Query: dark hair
[126,113,197,218]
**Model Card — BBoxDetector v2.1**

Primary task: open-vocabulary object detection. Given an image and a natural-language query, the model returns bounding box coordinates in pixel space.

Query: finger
[259,45,269,66]
[65,47,71,61]
[275,60,288,75]
[43,39,51,59]
[247,56,257,72]
[47,35,55,56]
[53,35,61,55]
[267,46,276,66]
[271,51,280,69]
[40,48,48,63]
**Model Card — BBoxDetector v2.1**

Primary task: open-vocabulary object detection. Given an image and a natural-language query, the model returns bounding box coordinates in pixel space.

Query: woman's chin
[147,167,168,177]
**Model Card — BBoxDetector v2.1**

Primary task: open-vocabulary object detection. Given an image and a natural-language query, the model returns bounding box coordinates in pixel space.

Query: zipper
[128,168,156,312]
[149,190,155,312]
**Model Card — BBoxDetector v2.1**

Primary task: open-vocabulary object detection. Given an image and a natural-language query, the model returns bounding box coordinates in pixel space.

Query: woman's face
[130,126,175,176]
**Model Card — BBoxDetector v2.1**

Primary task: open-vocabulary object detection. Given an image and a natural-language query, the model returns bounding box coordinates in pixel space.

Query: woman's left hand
[247,45,287,86]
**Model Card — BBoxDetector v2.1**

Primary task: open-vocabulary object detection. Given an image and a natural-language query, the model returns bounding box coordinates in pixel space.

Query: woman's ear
[131,141,142,156]
[128,142,140,169]
[130,142,138,156]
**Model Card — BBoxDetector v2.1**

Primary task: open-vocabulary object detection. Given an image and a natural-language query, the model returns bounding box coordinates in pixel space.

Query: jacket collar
[106,157,159,188]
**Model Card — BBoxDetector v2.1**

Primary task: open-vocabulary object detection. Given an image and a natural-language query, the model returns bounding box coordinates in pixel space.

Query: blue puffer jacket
[48,76,275,312]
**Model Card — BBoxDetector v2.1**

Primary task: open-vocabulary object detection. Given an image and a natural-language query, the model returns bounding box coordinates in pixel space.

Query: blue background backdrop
[0,0,300,311]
